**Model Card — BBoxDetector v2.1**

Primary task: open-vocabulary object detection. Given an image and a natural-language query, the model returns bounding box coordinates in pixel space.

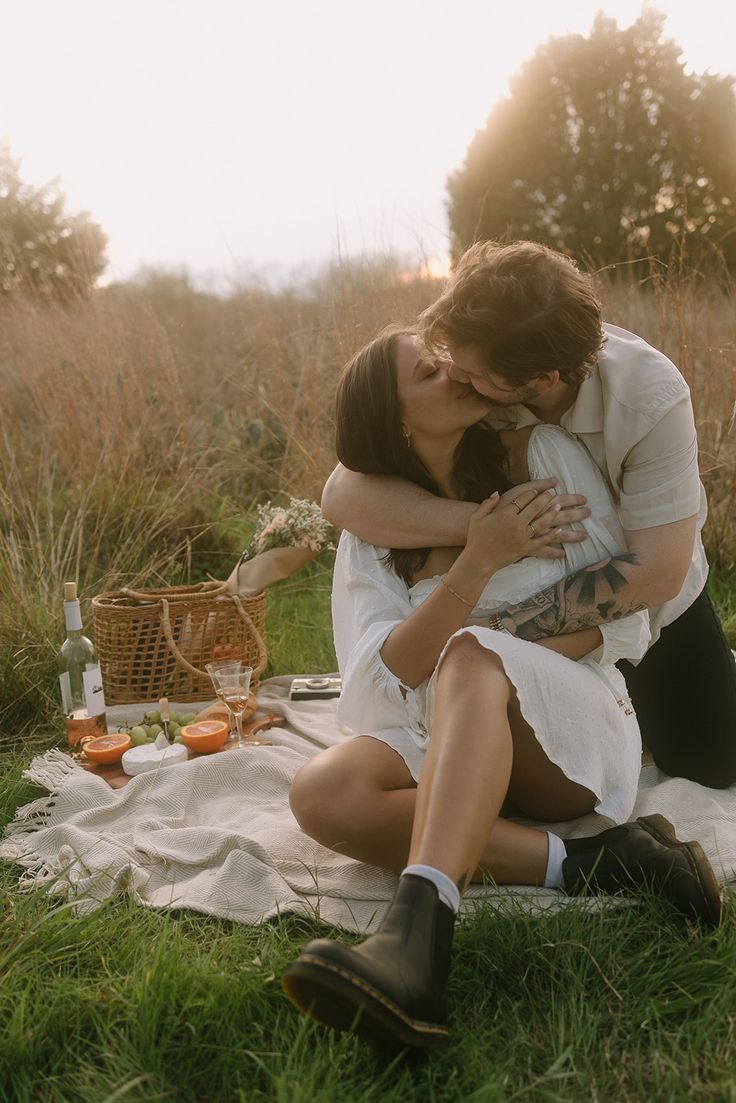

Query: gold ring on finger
[528,522,536,536]
[511,497,523,513]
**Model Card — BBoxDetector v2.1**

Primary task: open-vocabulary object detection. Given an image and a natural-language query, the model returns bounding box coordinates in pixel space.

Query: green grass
[708,566,736,650]
[264,555,337,677]
[1,570,736,1101]
[0,856,735,1102]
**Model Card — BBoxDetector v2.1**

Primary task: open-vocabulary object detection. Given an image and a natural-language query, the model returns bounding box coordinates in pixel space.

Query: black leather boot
[562,814,722,924]
[281,873,456,1050]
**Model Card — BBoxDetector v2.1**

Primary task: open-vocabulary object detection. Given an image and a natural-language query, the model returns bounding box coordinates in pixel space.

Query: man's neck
[524,379,579,425]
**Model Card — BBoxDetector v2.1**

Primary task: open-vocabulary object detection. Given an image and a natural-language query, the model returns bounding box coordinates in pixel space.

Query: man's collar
[559,371,603,434]
[486,404,540,430]
[486,371,602,433]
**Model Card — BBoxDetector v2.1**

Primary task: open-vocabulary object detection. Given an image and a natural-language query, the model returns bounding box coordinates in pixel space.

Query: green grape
[143,710,162,724]
[180,712,197,725]
[130,726,148,746]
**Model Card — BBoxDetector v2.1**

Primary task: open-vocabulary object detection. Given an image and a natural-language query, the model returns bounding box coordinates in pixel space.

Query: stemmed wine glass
[206,660,268,747]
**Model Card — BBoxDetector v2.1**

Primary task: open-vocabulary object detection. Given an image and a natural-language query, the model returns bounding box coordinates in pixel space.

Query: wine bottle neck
[63,600,83,632]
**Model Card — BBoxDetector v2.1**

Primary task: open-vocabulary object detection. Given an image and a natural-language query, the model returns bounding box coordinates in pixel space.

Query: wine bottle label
[63,600,83,632]
[59,672,73,714]
[83,665,106,717]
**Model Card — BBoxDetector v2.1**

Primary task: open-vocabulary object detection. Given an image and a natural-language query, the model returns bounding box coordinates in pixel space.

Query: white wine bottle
[59,581,108,746]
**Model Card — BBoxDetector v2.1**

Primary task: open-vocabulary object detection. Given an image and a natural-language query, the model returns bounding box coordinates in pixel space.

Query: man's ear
[534,370,560,394]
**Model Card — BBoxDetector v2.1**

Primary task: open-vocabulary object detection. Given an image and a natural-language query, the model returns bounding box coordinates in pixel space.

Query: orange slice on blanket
[180,720,228,754]
[82,732,132,764]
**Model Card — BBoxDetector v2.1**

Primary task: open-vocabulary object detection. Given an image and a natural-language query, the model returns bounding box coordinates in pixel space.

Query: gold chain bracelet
[440,577,475,608]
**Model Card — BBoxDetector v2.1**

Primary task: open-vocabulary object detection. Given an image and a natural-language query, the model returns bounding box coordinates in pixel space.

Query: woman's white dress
[332,425,649,824]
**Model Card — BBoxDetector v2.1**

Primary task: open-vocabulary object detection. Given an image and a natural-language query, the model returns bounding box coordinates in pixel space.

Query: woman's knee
[289,739,405,845]
[441,630,503,670]
[438,631,505,682]
[289,752,349,840]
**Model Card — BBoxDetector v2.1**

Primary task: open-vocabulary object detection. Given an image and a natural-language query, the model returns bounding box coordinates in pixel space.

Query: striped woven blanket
[2,677,735,931]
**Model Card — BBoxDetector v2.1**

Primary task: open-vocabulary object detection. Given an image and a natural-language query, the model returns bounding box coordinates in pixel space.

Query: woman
[281,328,721,1052]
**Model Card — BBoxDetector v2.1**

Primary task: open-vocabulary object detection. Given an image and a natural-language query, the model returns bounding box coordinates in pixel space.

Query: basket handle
[120,580,228,603]
[159,594,268,680]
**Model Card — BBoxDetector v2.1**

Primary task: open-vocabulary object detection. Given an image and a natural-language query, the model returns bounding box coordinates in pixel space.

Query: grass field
[1,262,736,1100]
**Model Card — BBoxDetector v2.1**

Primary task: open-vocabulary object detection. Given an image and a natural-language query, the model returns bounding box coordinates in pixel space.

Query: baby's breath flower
[240,497,335,562]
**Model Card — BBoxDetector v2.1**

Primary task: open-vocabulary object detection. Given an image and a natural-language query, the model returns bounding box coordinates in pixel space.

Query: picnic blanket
[2,676,735,932]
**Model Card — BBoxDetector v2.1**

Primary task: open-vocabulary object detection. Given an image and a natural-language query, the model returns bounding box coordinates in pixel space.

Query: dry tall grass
[1,257,734,730]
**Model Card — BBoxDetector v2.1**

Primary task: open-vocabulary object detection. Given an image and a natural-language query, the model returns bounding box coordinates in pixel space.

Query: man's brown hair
[420,240,605,387]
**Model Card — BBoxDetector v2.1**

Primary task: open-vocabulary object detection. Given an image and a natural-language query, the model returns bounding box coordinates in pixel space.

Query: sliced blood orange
[180,720,228,754]
[82,732,132,764]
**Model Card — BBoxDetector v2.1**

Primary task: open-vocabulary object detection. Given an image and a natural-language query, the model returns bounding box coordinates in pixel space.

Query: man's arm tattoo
[496,553,647,642]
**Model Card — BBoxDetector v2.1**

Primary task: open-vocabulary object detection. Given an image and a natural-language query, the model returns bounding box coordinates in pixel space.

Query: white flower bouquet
[227,497,335,595]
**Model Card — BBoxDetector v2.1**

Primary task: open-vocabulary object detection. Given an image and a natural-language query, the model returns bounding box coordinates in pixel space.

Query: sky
[3,0,735,287]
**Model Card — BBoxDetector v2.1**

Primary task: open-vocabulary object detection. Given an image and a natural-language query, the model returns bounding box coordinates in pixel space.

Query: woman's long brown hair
[335,325,513,584]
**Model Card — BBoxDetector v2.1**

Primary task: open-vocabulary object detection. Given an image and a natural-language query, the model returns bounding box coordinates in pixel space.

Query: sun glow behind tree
[447,10,736,272]
[2,0,735,281]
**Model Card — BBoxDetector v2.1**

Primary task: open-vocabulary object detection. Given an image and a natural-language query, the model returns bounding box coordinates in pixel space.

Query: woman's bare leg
[283,633,721,1049]
[283,634,596,1049]
[408,634,522,889]
[290,636,596,886]
[293,740,552,882]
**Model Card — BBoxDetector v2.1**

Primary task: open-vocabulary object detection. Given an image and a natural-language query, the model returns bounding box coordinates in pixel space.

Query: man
[322,239,736,788]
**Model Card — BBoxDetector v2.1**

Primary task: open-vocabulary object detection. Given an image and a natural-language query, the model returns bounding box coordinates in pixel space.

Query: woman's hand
[461,487,587,579]
[498,481,590,560]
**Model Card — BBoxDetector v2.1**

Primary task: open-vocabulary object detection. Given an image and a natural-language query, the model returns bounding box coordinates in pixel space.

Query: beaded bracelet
[487,613,509,633]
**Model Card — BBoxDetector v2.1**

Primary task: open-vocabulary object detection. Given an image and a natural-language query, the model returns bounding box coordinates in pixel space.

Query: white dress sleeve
[331,532,428,735]
[472,424,628,609]
[405,425,651,665]
[474,425,650,666]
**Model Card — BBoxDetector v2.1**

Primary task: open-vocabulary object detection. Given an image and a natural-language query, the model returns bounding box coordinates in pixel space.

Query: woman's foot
[281,874,455,1051]
[562,814,722,923]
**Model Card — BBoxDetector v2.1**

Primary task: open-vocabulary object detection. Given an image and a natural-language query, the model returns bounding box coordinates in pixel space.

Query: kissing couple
[282,240,736,1050]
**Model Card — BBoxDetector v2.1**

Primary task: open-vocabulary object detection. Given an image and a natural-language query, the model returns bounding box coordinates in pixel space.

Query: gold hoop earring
[403,429,412,448]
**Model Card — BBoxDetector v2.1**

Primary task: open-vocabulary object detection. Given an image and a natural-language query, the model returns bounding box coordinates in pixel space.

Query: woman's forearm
[379,556,491,688]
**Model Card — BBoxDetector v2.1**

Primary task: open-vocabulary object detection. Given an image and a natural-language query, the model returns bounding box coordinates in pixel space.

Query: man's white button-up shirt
[488,323,708,650]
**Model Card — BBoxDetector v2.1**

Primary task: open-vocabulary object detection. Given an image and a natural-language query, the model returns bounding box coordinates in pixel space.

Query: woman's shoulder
[526,424,611,497]
[499,423,591,487]
[528,422,589,456]
[498,425,535,483]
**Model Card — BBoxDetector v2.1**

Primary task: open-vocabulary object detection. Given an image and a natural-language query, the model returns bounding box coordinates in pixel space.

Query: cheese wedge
[121,733,189,776]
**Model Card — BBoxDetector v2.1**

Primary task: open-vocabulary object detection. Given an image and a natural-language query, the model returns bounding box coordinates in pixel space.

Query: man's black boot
[281,873,456,1050]
[562,814,722,924]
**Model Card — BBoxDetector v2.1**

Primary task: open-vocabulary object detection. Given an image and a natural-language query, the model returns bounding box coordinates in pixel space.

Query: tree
[447,10,736,273]
[0,146,107,301]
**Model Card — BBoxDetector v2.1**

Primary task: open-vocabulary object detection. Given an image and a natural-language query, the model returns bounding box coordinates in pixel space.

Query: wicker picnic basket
[91,580,267,705]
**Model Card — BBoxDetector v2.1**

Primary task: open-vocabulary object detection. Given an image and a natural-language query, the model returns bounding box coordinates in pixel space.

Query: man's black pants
[618,584,736,789]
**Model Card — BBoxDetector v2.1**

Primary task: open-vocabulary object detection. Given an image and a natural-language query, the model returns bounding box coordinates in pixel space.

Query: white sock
[544,832,567,889]
[402,863,460,914]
